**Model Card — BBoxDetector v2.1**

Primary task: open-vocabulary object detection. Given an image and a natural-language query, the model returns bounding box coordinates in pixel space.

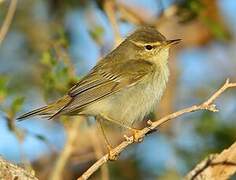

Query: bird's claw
[132,129,143,143]
[107,145,118,161]
[124,129,143,143]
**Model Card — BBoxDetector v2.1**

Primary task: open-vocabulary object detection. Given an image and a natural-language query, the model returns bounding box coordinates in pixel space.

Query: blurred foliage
[9,96,25,118]
[0,75,24,120]
[88,25,105,45]
[201,16,231,40]
[177,0,230,40]
[195,112,236,150]
[0,75,8,103]
[39,32,78,101]
[0,75,25,139]
[177,0,204,22]
[48,0,90,14]
[175,111,236,171]
[40,50,71,99]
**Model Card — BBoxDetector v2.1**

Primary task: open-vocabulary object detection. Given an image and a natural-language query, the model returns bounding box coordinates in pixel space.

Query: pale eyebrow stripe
[129,40,162,47]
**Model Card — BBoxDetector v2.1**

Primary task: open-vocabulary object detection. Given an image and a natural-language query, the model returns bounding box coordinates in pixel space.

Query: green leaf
[0,76,8,89]
[0,76,9,102]
[178,0,204,23]
[202,17,230,40]
[195,112,217,135]
[35,134,47,141]
[89,26,104,43]
[41,51,56,67]
[11,96,25,115]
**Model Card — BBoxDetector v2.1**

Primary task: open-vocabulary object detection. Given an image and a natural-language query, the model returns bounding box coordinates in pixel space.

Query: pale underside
[81,66,169,127]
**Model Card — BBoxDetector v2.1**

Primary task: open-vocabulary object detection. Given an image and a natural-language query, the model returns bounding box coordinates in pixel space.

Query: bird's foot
[124,128,143,143]
[132,129,143,142]
[107,144,118,161]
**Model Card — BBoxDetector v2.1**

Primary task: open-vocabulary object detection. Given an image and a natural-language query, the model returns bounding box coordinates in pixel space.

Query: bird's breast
[83,64,169,128]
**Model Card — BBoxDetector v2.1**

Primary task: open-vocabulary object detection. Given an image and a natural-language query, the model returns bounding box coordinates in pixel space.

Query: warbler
[18,26,180,137]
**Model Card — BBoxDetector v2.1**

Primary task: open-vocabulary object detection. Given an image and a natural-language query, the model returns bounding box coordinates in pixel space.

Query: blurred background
[0,0,236,179]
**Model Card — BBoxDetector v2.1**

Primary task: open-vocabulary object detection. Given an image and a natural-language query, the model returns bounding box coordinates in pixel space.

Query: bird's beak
[165,39,181,46]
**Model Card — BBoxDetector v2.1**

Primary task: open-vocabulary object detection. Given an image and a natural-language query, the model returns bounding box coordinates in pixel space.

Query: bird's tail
[17,95,72,121]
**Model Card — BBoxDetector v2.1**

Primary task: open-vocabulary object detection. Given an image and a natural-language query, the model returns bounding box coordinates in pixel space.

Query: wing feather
[59,59,156,115]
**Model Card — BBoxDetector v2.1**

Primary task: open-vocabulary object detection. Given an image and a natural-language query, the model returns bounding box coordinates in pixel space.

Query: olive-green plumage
[18,26,180,127]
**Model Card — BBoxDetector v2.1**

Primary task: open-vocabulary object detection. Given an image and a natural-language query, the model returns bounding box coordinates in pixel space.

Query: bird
[17,26,180,154]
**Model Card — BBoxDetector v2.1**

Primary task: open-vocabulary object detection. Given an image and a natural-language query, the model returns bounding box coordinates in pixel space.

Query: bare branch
[103,0,122,46]
[50,117,83,180]
[77,79,236,180]
[117,2,178,27]
[185,141,236,180]
[0,0,18,46]
[89,128,109,180]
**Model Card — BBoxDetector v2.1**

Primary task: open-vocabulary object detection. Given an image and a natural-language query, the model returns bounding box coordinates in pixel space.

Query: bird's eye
[145,45,153,51]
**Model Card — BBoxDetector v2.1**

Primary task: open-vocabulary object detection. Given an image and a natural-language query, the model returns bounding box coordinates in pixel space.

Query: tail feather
[17,95,72,121]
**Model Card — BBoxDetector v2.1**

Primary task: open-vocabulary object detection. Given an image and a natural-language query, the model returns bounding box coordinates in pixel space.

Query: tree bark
[185,141,236,180]
[0,156,38,180]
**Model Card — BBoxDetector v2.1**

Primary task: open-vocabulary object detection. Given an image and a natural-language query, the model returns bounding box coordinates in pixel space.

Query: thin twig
[50,117,83,180]
[78,79,236,180]
[117,3,146,25]
[117,2,178,28]
[0,0,18,46]
[89,127,109,180]
[103,0,122,46]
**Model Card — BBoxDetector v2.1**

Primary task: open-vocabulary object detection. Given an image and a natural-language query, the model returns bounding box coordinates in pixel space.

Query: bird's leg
[99,113,143,143]
[96,116,118,161]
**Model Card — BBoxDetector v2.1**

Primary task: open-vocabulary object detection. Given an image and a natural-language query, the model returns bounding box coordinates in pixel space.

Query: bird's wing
[60,59,156,114]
